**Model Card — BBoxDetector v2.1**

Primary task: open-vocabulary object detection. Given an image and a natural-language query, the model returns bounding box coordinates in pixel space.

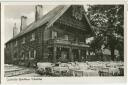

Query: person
[81,56,85,62]
[58,55,68,63]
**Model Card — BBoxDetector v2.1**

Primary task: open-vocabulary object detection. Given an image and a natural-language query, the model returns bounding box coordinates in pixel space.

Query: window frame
[30,32,35,41]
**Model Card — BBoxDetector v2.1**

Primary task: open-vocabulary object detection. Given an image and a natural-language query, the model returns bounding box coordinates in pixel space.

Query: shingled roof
[6,5,94,44]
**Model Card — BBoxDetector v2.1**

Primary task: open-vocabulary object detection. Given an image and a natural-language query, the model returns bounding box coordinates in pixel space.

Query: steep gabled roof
[6,5,94,44]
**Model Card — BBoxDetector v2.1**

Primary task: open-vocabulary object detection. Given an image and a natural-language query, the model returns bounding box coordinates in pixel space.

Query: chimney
[13,23,18,37]
[35,5,43,21]
[20,16,27,31]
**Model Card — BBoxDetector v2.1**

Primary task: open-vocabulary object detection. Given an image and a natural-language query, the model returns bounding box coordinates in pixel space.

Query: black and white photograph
[3,4,124,77]
[0,3,1,84]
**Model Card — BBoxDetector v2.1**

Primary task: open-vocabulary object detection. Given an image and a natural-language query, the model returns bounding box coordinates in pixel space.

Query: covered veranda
[47,43,89,63]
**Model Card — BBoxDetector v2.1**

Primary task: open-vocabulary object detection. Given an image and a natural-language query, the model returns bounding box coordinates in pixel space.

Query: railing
[47,39,70,44]
[55,39,71,44]
[47,39,89,47]
[71,41,89,47]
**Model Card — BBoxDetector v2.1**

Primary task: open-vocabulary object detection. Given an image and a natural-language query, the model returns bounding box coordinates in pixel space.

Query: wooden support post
[78,49,82,62]
[53,46,57,63]
[69,48,74,62]
[84,49,86,61]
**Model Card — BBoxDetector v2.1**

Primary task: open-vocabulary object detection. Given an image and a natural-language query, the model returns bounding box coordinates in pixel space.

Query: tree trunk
[111,48,115,61]
[119,51,124,61]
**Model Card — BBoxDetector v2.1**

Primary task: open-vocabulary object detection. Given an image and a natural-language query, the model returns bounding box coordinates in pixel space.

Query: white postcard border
[1,1,127,84]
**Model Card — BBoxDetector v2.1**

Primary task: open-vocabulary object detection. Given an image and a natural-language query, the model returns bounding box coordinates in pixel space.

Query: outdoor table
[74,69,99,76]
[37,63,53,71]
[118,67,124,76]
[99,67,120,76]
[68,66,81,76]
[91,65,103,71]
[52,66,69,76]
[36,63,53,75]
[37,62,53,68]
[53,66,69,71]
[108,67,120,76]
[90,63,106,72]
[78,63,89,70]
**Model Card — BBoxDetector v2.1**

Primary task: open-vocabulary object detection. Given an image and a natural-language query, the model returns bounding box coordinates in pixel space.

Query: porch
[46,44,88,63]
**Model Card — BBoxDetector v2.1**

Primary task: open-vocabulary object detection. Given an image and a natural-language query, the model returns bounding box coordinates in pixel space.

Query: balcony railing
[47,39,89,47]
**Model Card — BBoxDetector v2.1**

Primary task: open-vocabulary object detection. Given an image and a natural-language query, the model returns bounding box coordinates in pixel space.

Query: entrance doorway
[58,47,69,62]
[72,49,79,61]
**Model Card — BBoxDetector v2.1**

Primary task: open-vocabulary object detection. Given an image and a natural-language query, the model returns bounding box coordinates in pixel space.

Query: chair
[69,69,75,76]
[119,68,124,76]
[74,70,83,77]
[100,68,110,76]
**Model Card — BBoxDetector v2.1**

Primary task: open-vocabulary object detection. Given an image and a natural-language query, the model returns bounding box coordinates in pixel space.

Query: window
[25,53,28,60]
[29,50,36,59]
[22,37,25,44]
[34,50,36,58]
[29,51,31,59]
[31,33,35,41]
[52,31,57,39]
[64,35,68,40]
[21,53,24,60]
[14,51,17,58]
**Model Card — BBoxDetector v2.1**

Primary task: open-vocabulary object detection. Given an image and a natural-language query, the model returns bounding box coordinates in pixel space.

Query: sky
[4,5,57,42]
[4,5,91,43]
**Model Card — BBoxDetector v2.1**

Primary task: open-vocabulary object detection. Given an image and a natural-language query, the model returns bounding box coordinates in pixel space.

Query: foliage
[87,5,124,61]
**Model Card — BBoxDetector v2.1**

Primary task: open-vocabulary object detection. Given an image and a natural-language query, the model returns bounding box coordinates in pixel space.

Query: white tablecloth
[109,68,120,74]
[70,69,99,76]
[53,67,69,72]
[100,67,120,76]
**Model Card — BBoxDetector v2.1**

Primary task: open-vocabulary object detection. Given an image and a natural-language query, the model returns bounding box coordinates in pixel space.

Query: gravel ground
[5,64,41,77]
[16,73,41,77]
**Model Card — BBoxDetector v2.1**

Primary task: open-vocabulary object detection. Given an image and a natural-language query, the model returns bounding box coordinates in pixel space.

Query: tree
[87,5,124,61]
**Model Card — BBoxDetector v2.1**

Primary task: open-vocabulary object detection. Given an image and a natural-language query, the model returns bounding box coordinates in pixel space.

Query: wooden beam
[69,48,74,62]
[53,46,57,63]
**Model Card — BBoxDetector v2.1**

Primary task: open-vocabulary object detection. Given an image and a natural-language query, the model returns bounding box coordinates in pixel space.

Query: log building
[5,5,95,66]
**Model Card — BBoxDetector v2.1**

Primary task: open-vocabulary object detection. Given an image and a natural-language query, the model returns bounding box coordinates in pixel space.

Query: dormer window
[30,33,35,41]
[52,31,57,39]
[22,37,25,44]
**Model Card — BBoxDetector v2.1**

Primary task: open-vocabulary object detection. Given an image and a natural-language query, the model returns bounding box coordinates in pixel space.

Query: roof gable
[55,6,92,32]
[6,5,94,44]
